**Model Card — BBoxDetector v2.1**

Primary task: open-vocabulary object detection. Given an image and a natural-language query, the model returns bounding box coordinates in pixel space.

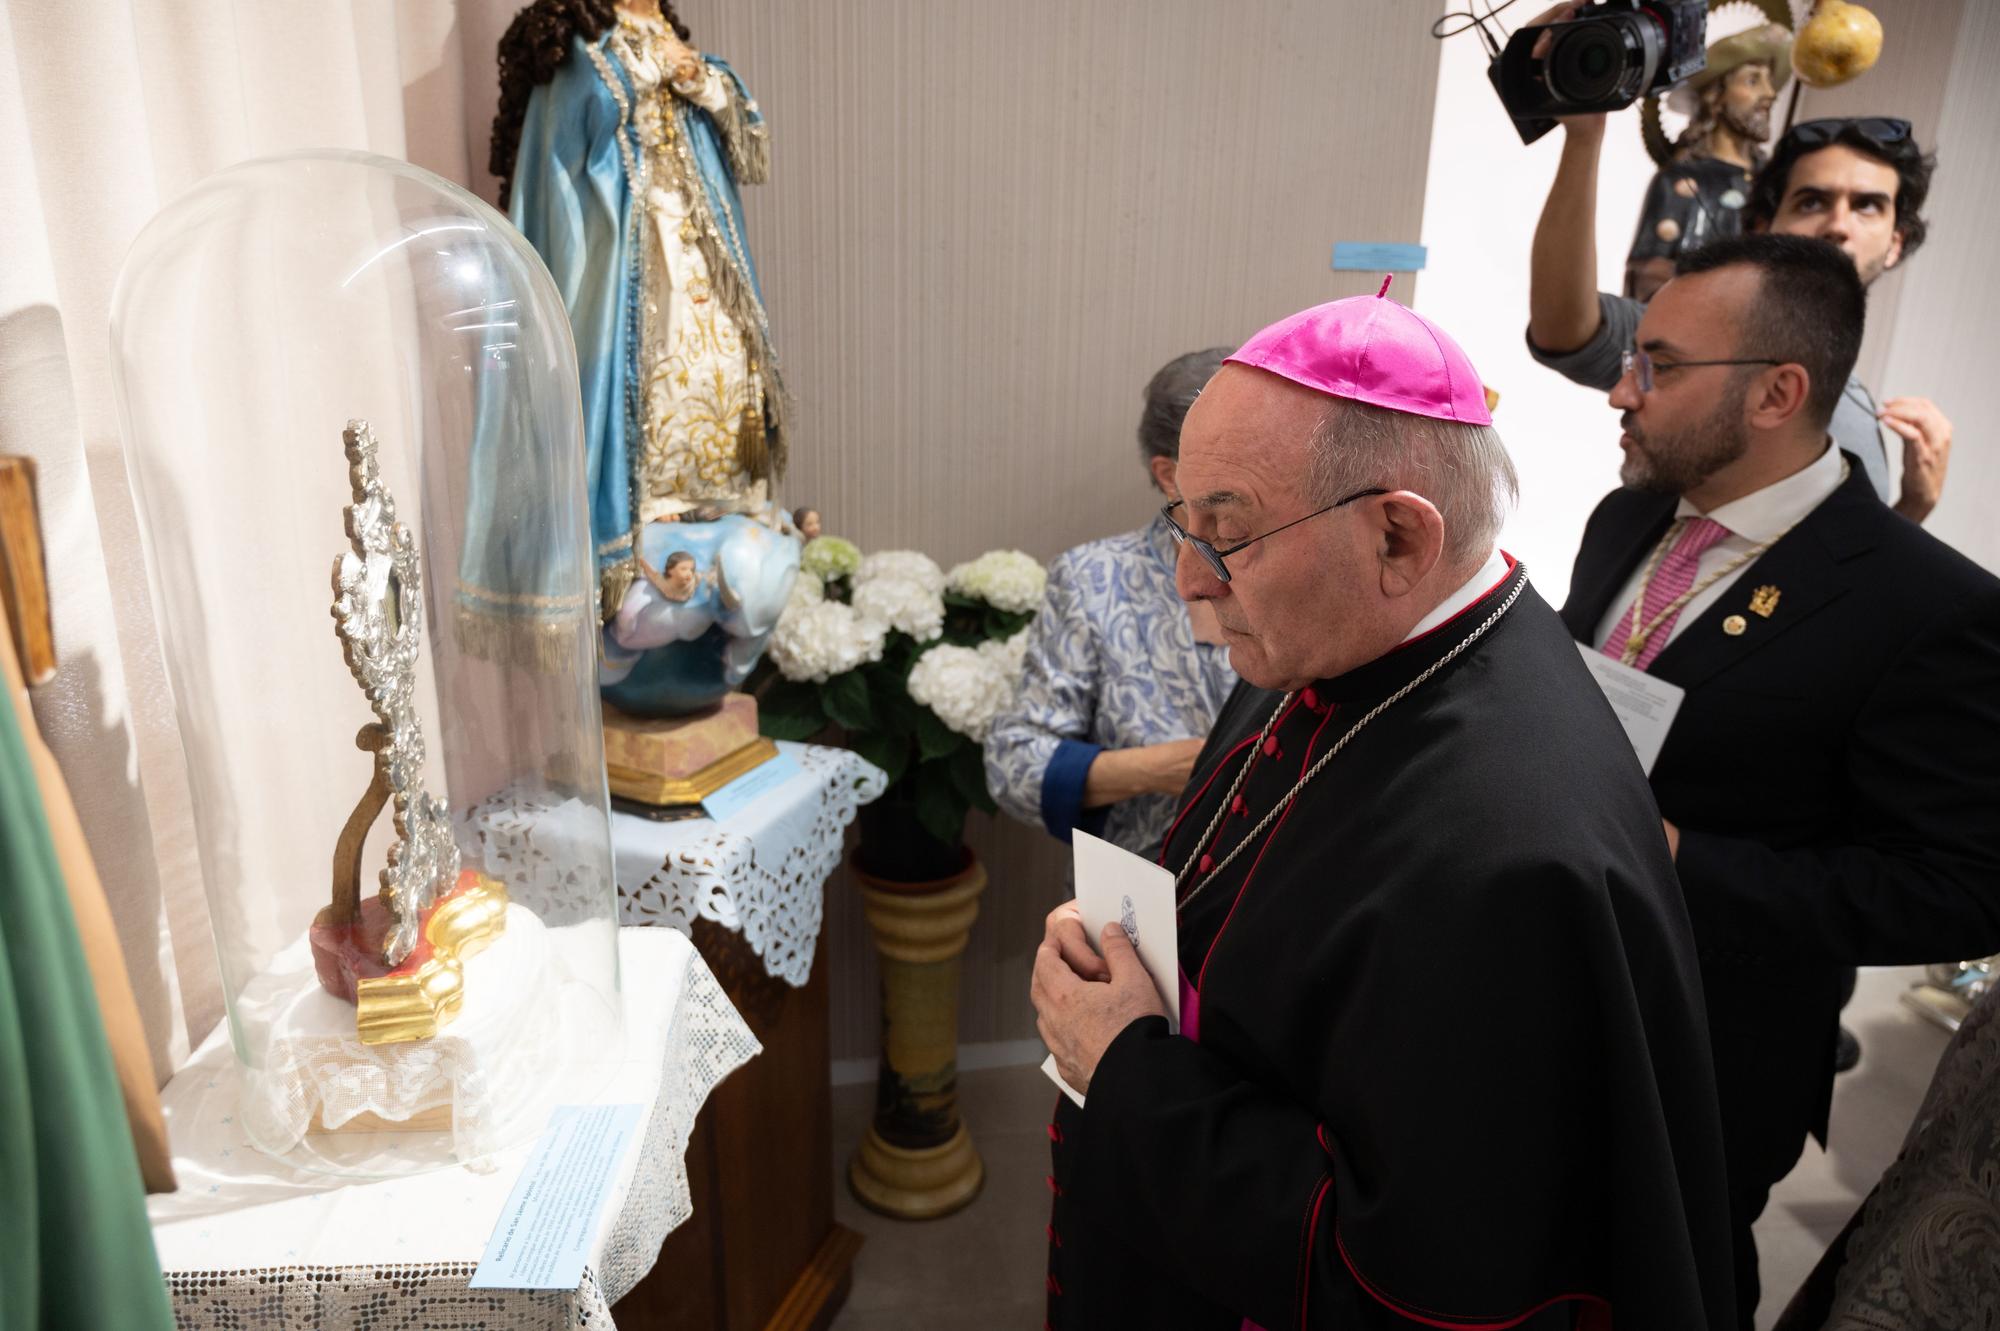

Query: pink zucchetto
[1224,277,1493,427]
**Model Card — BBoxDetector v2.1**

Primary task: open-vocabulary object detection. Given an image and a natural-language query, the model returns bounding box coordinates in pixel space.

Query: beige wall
[599,0,1449,1059]
[1785,0,1967,401]
[1869,0,2000,575]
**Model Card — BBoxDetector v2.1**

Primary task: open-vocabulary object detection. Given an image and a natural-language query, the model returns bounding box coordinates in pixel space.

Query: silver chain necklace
[1174,568,1529,910]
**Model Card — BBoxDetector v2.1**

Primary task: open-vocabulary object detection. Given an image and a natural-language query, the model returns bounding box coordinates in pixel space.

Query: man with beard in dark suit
[1561,232,2000,1329]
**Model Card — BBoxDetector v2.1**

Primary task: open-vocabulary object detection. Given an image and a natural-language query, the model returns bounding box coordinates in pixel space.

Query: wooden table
[605,745,880,1330]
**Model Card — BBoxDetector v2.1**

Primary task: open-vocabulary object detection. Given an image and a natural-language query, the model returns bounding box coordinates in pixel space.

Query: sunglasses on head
[1784,117,1913,150]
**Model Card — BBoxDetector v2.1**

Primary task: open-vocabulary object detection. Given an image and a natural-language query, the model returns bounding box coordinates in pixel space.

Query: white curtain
[0,0,513,1078]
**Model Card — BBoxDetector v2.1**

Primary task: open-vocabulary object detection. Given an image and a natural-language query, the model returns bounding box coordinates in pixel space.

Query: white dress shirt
[1408,547,1511,642]
[1592,443,1847,654]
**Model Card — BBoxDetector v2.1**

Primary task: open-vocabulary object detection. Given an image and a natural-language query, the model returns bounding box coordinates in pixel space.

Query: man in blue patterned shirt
[986,349,1240,858]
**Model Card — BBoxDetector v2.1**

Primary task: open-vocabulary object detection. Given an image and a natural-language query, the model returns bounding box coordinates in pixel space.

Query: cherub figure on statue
[601,515,795,714]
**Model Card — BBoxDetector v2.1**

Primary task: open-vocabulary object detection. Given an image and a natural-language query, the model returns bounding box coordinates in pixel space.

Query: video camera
[1489,0,1707,145]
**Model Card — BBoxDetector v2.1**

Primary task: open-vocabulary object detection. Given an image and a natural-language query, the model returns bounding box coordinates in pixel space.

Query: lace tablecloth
[459,742,882,986]
[150,928,760,1330]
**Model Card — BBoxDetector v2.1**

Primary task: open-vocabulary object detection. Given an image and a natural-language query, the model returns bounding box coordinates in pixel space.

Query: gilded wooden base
[604,694,778,806]
[847,855,987,1220]
[353,873,510,1045]
[607,736,779,807]
[849,1122,984,1220]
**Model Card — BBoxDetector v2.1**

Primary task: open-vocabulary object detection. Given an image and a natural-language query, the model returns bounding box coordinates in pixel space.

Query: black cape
[1046,565,1735,1330]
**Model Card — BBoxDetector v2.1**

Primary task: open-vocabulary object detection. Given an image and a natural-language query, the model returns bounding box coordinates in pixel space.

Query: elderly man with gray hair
[986,347,1241,858]
[1032,289,1735,1329]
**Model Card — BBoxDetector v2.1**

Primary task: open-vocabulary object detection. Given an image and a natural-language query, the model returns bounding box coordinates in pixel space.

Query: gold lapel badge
[1749,585,1780,618]
[1723,614,1748,636]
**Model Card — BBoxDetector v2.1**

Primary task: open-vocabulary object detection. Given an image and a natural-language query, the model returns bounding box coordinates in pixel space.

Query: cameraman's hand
[1528,3,1580,57]
[1527,6,1607,138]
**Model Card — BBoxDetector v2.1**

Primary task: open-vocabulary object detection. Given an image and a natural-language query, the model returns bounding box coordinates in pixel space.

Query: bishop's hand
[1032,910,1168,1096]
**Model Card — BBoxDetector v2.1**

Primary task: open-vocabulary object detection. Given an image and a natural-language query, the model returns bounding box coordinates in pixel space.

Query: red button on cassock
[1230,795,1245,815]
[1198,854,1214,874]
[1046,1174,1062,1196]
[1302,687,1320,710]
[1262,735,1280,757]
[1046,1122,1062,1143]
[1046,1223,1063,1248]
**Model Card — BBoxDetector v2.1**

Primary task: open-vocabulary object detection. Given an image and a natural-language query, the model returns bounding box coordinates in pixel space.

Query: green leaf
[914,765,968,846]
[759,707,825,742]
[850,729,909,787]
[985,608,1034,639]
[756,680,825,740]
[914,707,960,761]
[877,685,924,739]
[947,743,997,814]
[821,669,876,732]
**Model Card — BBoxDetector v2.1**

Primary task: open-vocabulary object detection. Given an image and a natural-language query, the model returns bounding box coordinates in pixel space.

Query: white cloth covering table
[149,928,758,1330]
[470,741,885,988]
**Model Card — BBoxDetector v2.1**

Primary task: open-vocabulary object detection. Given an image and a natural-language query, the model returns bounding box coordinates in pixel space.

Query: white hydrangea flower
[767,600,886,683]
[946,549,1047,614]
[853,550,947,595]
[976,627,1031,681]
[907,643,1014,743]
[786,569,825,613]
[851,574,946,642]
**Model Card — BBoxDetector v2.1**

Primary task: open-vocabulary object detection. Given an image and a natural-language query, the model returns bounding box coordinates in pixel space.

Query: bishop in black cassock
[1032,291,1735,1330]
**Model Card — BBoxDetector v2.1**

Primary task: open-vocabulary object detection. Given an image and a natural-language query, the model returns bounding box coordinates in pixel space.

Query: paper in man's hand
[1042,830,1181,1107]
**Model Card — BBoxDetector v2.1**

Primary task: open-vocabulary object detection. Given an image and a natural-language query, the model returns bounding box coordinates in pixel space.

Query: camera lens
[1547,21,1639,105]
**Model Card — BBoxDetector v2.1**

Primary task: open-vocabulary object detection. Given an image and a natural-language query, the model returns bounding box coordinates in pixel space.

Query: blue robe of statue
[471,16,796,716]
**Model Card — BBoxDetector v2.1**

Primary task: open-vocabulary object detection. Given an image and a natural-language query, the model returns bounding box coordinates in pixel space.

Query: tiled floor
[828,965,1953,1330]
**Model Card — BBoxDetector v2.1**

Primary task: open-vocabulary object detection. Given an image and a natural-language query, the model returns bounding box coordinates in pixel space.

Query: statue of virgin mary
[476,0,798,717]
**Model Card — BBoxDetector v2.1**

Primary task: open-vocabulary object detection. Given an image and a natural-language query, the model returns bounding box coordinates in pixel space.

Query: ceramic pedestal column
[847,854,987,1219]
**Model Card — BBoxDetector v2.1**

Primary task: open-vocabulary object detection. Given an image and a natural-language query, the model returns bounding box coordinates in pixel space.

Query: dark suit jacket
[1561,454,2000,1165]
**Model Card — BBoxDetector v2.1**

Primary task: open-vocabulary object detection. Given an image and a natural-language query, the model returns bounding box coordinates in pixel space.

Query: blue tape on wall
[1332,242,1428,272]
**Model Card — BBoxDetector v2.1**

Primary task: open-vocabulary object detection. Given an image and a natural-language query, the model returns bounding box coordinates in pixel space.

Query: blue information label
[469,1103,644,1291]
[1331,241,1428,273]
[701,749,804,824]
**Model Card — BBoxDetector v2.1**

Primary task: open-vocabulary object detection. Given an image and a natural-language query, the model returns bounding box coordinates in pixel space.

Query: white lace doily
[232,904,592,1162]
[466,742,885,988]
[152,928,760,1329]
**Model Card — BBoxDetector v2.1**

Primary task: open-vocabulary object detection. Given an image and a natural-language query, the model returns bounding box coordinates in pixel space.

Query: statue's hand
[659,34,706,91]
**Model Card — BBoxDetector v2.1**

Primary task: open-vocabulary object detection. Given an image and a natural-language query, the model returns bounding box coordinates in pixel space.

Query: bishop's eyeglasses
[1161,488,1389,584]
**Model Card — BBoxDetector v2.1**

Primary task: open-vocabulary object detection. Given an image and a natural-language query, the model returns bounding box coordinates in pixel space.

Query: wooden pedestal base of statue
[615,915,861,1331]
[604,693,778,812]
[847,852,987,1220]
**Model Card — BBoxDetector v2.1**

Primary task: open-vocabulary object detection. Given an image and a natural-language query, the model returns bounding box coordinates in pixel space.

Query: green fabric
[0,693,174,1330]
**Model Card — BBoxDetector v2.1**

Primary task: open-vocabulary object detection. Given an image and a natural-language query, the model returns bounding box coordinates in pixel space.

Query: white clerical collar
[1404,547,1509,643]
[1675,440,1843,542]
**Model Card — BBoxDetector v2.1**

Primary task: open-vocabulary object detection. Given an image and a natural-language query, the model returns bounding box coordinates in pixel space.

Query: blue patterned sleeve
[985,551,1104,842]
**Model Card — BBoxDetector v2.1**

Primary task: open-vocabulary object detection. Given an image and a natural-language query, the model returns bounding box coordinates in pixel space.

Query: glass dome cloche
[110,150,623,1174]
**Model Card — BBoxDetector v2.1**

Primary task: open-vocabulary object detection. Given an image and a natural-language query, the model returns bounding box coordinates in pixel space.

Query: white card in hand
[1575,641,1686,775]
[1041,830,1181,1108]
